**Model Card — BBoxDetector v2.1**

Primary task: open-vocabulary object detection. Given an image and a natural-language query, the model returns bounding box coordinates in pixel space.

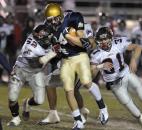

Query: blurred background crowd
[0,0,142,83]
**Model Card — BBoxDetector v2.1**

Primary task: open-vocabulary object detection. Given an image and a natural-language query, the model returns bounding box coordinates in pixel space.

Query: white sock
[49,110,57,114]
[89,82,102,101]
[72,109,80,117]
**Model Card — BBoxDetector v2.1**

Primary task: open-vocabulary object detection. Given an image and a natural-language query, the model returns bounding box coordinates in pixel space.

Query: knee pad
[9,90,20,102]
[117,94,130,105]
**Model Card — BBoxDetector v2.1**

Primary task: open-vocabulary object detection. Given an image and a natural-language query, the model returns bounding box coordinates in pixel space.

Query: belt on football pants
[106,77,123,90]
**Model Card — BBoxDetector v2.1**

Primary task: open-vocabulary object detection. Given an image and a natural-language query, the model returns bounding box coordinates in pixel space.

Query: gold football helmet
[44,3,63,18]
[44,3,63,31]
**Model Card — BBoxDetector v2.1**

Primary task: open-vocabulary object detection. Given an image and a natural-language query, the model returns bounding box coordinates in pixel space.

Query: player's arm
[88,36,96,49]
[127,44,142,72]
[90,64,100,78]
[33,24,61,65]
[91,62,113,74]
[127,44,142,62]
[39,37,61,65]
[65,30,95,52]
[65,26,96,51]
[39,49,57,65]
[64,12,94,48]
[65,29,84,47]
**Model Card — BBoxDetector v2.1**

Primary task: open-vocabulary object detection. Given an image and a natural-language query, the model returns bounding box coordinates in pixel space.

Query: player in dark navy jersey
[43,3,108,130]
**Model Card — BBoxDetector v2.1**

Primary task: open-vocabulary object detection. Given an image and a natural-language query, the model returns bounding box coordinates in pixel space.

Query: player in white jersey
[90,27,142,124]
[7,24,57,126]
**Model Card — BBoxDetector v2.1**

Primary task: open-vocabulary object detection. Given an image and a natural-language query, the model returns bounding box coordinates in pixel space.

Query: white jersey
[90,36,131,82]
[84,23,94,38]
[131,26,142,46]
[114,27,131,39]
[15,34,51,72]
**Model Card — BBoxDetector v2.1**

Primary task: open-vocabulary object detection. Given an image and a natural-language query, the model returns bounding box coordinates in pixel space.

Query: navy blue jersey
[55,12,86,58]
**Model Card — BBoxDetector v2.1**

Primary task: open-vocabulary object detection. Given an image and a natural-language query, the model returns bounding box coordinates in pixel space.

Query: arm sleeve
[90,50,100,64]
[122,37,132,52]
[69,12,84,30]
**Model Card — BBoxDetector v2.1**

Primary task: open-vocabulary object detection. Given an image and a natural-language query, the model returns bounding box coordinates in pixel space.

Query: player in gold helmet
[41,3,109,130]
[44,3,63,18]
[44,3,63,31]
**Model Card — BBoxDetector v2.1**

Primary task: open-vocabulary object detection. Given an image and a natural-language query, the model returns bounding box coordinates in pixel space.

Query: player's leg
[60,59,84,130]
[110,75,142,122]
[127,73,142,124]
[38,87,60,125]
[74,76,108,125]
[22,72,45,121]
[128,73,142,100]
[74,78,90,124]
[38,63,61,125]
[7,67,24,126]
[74,79,84,109]
[91,81,108,125]
[77,53,109,125]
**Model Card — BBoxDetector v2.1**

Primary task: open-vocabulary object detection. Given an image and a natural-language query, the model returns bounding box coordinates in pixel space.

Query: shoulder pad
[92,49,100,55]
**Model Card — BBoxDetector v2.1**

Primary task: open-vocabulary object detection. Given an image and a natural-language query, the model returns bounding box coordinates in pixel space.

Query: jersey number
[26,38,37,48]
[114,39,122,44]
[102,53,124,74]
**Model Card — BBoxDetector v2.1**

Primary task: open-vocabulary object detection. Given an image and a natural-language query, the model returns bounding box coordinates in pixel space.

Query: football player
[43,3,108,130]
[38,11,90,126]
[90,27,142,124]
[74,23,109,125]
[7,24,57,126]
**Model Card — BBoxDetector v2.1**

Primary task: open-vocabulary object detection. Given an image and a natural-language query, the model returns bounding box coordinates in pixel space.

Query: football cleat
[72,120,84,130]
[7,116,21,126]
[38,110,60,125]
[80,114,86,125]
[22,98,30,121]
[99,107,109,125]
[80,107,90,124]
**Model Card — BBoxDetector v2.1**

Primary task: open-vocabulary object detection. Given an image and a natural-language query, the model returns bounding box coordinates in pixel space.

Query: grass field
[0,84,142,130]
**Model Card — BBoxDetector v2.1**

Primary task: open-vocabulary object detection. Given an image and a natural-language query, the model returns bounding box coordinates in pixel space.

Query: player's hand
[103,62,113,71]
[129,58,137,73]
[52,43,61,54]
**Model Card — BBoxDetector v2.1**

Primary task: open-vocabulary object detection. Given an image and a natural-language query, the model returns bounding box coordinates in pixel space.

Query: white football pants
[110,73,142,118]
[8,66,46,104]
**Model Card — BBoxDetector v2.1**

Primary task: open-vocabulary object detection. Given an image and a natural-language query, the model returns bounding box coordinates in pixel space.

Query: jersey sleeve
[121,37,132,52]
[69,12,84,30]
[84,24,94,38]
[90,50,100,64]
